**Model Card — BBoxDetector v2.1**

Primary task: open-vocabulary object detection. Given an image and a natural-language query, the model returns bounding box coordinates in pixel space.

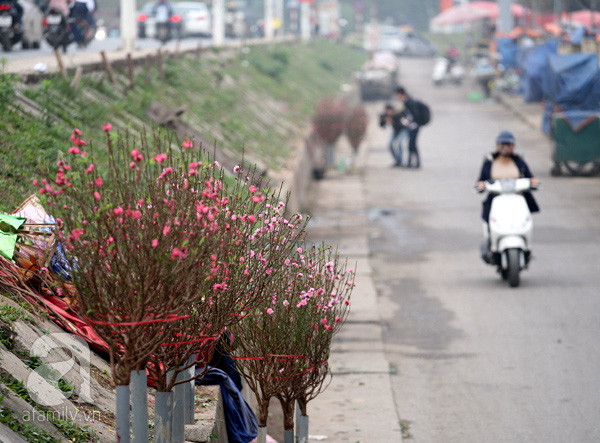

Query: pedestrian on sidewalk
[394,86,424,168]
[380,103,406,167]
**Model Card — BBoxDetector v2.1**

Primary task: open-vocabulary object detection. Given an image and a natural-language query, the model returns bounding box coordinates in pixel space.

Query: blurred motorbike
[432,56,465,85]
[476,178,540,288]
[69,15,92,47]
[0,0,22,51]
[42,6,69,50]
[154,2,175,44]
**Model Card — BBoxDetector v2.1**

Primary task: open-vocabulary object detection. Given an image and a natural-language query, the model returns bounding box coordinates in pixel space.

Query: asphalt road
[364,57,600,442]
[0,36,211,61]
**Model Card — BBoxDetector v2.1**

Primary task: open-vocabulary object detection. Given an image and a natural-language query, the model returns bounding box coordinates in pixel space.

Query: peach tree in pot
[312,98,345,172]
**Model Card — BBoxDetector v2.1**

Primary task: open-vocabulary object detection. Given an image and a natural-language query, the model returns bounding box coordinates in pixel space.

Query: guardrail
[4,35,299,84]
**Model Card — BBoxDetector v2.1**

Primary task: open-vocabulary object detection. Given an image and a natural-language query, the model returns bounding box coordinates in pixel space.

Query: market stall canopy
[564,10,600,28]
[431,1,528,27]
[542,53,600,111]
[468,1,528,20]
[431,4,489,26]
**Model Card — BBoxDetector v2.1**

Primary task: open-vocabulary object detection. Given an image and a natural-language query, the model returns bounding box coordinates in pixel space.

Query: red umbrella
[469,1,528,19]
[566,10,600,28]
[431,2,529,27]
[432,4,490,26]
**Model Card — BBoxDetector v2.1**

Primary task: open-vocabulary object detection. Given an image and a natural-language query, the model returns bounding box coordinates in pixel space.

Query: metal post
[116,385,131,443]
[290,7,298,34]
[274,0,284,36]
[265,0,274,39]
[213,0,225,46]
[171,370,186,442]
[120,0,136,52]
[257,426,268,443]
[154,391,173,443]
[554,0,562,21]
[300,1,310,41]
[498,0,513,33]
[295,401,308,443]
[297,415,308,443]
[184,355,196,425]
[284,429,294,443]
[130,370,148,442]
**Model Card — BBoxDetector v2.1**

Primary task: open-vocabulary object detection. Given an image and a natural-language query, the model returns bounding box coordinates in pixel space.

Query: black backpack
[412,100,431,126]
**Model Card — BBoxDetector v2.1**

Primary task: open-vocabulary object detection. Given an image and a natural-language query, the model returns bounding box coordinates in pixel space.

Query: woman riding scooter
[476,130,540,262]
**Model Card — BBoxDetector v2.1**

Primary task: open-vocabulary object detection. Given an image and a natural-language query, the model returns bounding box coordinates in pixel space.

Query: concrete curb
[303,129,401,441]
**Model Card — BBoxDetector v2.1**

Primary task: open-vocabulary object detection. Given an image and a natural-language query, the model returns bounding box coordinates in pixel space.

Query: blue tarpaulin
[568,27,586,45]
[542,53,600,110]
[196,367,258,443]
[497,38,519,69]
[520,39,558,103]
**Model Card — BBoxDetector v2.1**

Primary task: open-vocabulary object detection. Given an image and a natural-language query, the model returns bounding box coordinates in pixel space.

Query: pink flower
[171,247,187,260]
[73,128,82,136]
[68,147,81,155]
[233,165,240,173]
[104,123,112,131]
[183,139,193,149]
[130,162,136,169]
[95,177,103,187]
[131,149,139,158]
[249,185,257,193]
[32,179,38,186]
[131,210,142,219]
[154,153,168,164]
[284,259,291,266]
[70,228,84,242]
[283,300,289,306]
[94,192,101,200]
[152,239,159,248]
[114,207,124,216]
[163,226,171,236]
[247,215,256,223]
[251,195,264,203]
[266,308,274,315]
[138,199,145,205]
[297,248,303,254]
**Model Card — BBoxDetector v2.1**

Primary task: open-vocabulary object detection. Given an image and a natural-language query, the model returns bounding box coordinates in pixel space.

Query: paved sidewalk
[303,110,402,442]
[495,92,546,133]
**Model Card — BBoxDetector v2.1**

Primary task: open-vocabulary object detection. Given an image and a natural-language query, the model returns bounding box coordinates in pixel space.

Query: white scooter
[478,178,539,287]
[432,57,465,86]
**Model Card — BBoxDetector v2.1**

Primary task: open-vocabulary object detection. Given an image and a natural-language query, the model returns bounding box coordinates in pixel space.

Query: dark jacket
[478,153,540,222]
[379,110,406,134]
[403,97,419,123]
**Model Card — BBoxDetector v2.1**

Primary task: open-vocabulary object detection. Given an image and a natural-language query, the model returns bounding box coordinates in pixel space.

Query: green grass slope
[0,41,366,213]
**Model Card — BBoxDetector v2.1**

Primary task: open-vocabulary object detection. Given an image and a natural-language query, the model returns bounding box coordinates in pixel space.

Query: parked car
[174,1,211,37]
[137,1,210,39]
[137,2,155,38]
[402,33,436,57]
[376,29,407,54]
[356,50,399,101]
